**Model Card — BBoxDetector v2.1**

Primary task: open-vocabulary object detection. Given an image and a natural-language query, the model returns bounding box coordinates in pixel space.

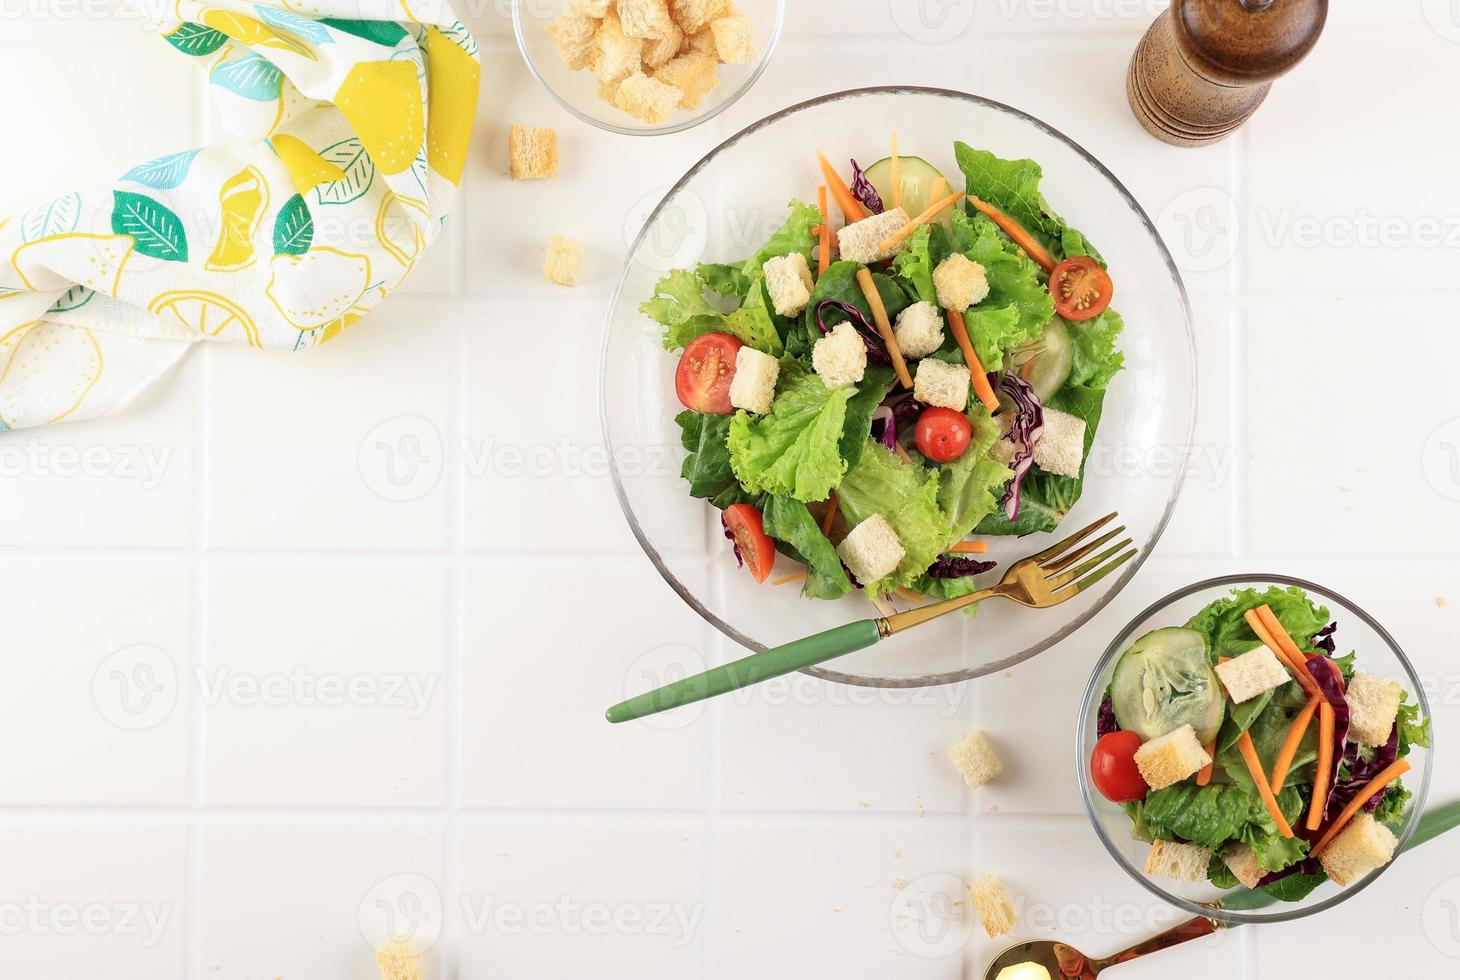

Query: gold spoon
[984,915,1222,979]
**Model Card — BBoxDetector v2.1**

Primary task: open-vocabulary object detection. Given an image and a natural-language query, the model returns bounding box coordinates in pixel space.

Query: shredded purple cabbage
[1312,622,1338,656]
[997,372,1045,521]
[888,393,925,431]
[870,406,896,450]
[1097,695,1119,737]
[721,513,743,568]
[1256,856,1321,888]
[816,299,892,366]
[926,556,997,579]
[1332,724,1400,815]
[849,159,884,214]
[1306,653,1351,825]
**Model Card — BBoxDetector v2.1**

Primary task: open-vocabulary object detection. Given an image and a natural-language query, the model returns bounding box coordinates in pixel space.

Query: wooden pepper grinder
[1127,0,1327,147]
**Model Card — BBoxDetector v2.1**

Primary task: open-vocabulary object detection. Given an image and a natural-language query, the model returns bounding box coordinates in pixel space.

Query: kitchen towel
[0,2,479,430]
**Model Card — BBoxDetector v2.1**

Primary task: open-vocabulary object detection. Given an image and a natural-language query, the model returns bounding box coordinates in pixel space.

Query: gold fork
[606,513,1135,724]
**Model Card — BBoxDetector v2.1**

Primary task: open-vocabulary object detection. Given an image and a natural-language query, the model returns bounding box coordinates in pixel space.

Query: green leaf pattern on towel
[165,22,229,57]
[20,192,82,242]
[255,6,335,45]
[211,52,285,103]
[111,191,189,263]
[313,137,376,206]
[273,195,315,255]
[120,150,201,191]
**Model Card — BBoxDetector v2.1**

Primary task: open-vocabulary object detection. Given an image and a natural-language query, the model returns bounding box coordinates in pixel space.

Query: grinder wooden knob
[1127,0,1328,147]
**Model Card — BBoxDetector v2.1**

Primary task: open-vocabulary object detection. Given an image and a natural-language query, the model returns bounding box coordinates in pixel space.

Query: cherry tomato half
[1090,730,1149,803]
[914,406,973,463]
[722,503,775,583]
[1049,256,1113,322]
[675,332,743,415]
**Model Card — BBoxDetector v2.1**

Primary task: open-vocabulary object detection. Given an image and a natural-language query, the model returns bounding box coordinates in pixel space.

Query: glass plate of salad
[1079,575,1433,923]
[601,87,1196,686]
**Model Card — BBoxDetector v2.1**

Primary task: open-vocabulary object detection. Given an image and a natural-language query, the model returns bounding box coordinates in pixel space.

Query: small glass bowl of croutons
[514,0,785,135]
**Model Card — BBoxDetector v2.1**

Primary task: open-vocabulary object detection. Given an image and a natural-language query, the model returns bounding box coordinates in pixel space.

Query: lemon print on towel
[267,246,372,336]
[206,166,271,273]
[148,291,262,348]
[336,60,423,176]
[10,233,135,297]
[0,321,103,425]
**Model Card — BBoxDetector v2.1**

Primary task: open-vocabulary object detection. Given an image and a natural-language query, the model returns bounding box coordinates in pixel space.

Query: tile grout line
[439,305,468,977]
[702,559,722,978]
[1231,129,1250,559]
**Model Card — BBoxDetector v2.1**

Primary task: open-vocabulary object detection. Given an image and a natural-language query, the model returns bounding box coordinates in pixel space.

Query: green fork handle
[605,619,882,724]
[1220,798,1460,912]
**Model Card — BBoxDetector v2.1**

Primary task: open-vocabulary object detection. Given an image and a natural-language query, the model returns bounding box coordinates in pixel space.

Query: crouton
[1319,813,1397,886]
[1144,839,1213,882]
[1221,843,1263,890]
[642,20,685,68]
[375,938,423,980]
[709,14,755,63]
[598,78,623,104]
[593,13,644,84]
[1215,646,1291,703]
[812,322,867,390]
[669,0,729,34]
[546,9,598,44]
[614,71,683,124]
[968,874,1017,939]
[546,18,599,71]
[1346,673,1404,747]
[1133,724,1211,790]
[949,730,1002,789]
[763,252,813,317]
[837,208,910,265]
[933,254,991,311]
[652,50,718,109]
[913,358,970,412]
[892,301,944,359]
[992,407,1087,478]
[618,0,676,38]
[543,235,583,286]
[728,346,778,415]
[508,124,558,180]
[837,513,904,585]
[570,0,613,15]
[683,25,718,55]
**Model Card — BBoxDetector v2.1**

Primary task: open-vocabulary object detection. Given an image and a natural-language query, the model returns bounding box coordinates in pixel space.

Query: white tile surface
[2,4,1458,978]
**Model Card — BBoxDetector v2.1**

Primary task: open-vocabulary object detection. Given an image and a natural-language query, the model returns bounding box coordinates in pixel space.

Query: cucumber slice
[863,155,952,221]
[1110,627,1225,744]
[1009,317,1074,402]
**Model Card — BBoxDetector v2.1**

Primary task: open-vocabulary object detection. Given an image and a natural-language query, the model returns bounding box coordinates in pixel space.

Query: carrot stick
[1311,759,1412,857]
[818,152,867,223]
[817,185,831,277]
[947,540,989,554]
[967,194,1056,273]
[1269,696,1321,795]
[771,572,807,587]
[820,492,839,537]
[877,191,966,253]
[1236,731,1294,838]
[1243,609,1322,699]
[1255,605,1323,689]
[1306,701,1336,831]
[856,268,912,390]
[889,131,901,210]
[893,441,914,465]
[1196,739,1218,787]
[946,309,1000,414]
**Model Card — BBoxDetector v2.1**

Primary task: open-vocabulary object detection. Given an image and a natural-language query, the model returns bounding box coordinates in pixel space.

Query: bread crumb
[508,124,558,180]
[1439,596,1448,608]
[543,235,584,286]
[614,71,682,124]
[375,938,423,980]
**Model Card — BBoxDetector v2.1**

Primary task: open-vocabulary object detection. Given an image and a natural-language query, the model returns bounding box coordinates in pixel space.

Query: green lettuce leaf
[1067,309,1125,390]
[956,211,1055,371]
[724,278,784,356]
[835,442,952,593]
[727,360,852,502]
[644,267,784,355]
[761,495,853,600]
[698,262,751,303]
[739,199,822,280]
[797,260,911,357]
[674,410,738,500]
[891,225,936,305]
[1185,586,1331,664]
[839,366,896,471]
[953,142,1103,265]
[643,268,721,345]
[1217,692,1318,794]
[937,405,1013,540]
[1134,782,1308,873]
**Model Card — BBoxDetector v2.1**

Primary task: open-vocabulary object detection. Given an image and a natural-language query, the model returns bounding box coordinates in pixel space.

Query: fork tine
[1042,525,1127,573]
[1063,548,1138,594]
[1027,512,1117,565]
[1043,539,1133,591]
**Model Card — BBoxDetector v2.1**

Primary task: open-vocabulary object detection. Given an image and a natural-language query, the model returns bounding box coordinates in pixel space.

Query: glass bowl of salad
[601,86,1196,686]
[513,0,785,136]
[1078,575,1433,923]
